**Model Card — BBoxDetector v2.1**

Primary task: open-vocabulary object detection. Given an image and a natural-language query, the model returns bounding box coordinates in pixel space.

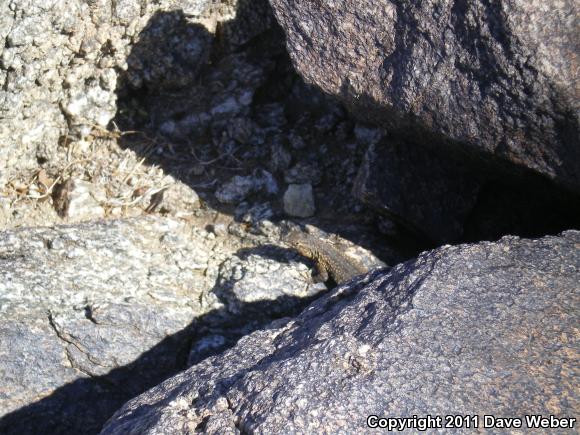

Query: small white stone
[358,344,371,356]
[57,179,106,221]
[283,184,316,218]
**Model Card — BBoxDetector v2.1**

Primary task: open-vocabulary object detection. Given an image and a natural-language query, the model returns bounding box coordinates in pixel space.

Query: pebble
[215,170,278,204]
[283,184,316,218]
[215,175,256,204]
[209,223,228,237]
[238,202,274,225]
[54,178,106,220]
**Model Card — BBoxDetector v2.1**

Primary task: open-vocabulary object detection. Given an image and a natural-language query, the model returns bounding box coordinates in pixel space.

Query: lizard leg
[312,266,329,283]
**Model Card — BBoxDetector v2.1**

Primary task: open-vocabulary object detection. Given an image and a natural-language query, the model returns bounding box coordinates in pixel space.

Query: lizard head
[282,230,314,257]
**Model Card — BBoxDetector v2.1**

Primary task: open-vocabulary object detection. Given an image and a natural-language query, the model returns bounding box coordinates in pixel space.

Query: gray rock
[0,0,262,187]
[188,334,227,366]
[101,231,579,434]
[269,0,580,193]
[208,223,228,237]
[287,132,306,150]
[152,181,200,216]
[376,215,400,238]
[216,0,275,51]
[314,112,339,134]
[354,138,482,242]
[255,103,287,128]
[257,169,279,195]
[355,134,580,243]
[216,176,257,204]
[53,178,107,221]
[0,217,214,434]
[123,10,212,91]
[283,183,316,218]
[252,219,279,239]
[0,215,337,434]
[236,202,274,226]
[214,250,327,319]
[215,170,278,204]
[210,96,246,118]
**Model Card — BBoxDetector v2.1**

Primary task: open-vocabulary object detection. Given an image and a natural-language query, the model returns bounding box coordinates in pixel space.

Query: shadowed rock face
[269,0,580,192]
[0,218,210,434]
[101,231,579,434]
[353,136,580,244]
[0,216,329,434]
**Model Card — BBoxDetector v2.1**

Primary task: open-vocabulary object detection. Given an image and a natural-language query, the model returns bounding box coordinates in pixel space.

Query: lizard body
[283,230,368,284]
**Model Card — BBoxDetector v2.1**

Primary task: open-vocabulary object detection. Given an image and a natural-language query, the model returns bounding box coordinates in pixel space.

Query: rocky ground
[0,0,578,434]
[101,231,580,434]
[0,0,419,257]
[0,1,401,433]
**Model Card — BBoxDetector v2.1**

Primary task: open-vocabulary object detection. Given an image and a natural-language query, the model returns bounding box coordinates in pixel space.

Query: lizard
[282,230,369,285]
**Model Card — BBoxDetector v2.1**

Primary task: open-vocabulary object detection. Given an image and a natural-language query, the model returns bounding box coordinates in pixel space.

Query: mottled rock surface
[354,136,580,243]
[0,217,211,434]
[52,178,107,220]
[101,231,580,434]
[269,0,580,192]
[0,216,331,434]
[354,137,481,242]
[0,0,272,187]
[283,183,316,218]
[215,170,278,205]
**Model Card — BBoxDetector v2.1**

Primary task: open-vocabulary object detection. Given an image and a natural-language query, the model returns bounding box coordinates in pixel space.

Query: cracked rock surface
[0,216,339,434]
[0,217,210,432]
[101,231,579,434]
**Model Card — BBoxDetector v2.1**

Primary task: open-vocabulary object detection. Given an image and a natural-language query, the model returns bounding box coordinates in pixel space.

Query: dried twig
[24,158,94,200]
[103,184,172,208]
[121,157,147,184]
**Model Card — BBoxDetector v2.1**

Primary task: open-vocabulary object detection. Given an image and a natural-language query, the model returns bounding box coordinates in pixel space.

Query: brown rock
[270,0,580,192]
